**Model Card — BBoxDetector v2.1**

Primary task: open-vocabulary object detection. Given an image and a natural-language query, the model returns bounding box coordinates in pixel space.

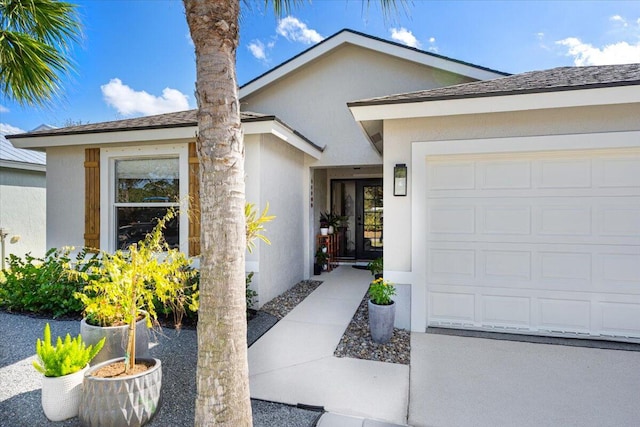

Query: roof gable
[239,29,508,99]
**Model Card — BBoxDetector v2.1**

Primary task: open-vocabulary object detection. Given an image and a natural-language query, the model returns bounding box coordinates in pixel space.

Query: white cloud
[0,105,8,113]
[390,27,421,49]
[556,37,640,66]
[0,123,24,135]
[276,16,323,44]
[101,78,190,117]
[610,15,628,26]
[248,40,267,60]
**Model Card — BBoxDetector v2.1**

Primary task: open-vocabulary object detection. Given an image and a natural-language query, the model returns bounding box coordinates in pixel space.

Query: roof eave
[349,84,640,122]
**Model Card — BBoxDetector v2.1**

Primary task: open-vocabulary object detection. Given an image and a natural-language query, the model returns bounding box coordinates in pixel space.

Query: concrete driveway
[409,333,640,427]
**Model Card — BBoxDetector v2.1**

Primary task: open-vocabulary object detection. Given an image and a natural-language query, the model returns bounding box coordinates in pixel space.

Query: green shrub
[0,248,100,318]
[33,323,105,377]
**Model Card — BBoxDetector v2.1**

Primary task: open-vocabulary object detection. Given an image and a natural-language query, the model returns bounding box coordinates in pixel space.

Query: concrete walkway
[248,267,409,425]
[249,267,640,426]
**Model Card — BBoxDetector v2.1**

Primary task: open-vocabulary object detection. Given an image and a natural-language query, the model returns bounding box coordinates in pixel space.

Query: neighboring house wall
[241,44,475,168]
[0,167,46,258]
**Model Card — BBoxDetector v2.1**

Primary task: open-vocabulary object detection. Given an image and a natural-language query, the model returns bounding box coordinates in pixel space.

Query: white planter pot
[320,227,329,236]
[41,364,89,421]
[322,247,327,253]
[328,225,334,234]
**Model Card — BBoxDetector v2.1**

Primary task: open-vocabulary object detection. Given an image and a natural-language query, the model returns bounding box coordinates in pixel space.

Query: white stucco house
[8,30,640,342]
[0,131,46,259]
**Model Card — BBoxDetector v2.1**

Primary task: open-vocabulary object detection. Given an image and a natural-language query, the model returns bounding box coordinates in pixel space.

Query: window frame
[100,144,189,253]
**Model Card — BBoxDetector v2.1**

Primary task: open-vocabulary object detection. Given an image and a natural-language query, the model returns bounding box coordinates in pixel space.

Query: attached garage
[421,145,640,340]
[350,64,640,342]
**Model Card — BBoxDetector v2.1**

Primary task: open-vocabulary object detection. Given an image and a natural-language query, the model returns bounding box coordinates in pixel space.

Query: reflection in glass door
[356,180,383,259]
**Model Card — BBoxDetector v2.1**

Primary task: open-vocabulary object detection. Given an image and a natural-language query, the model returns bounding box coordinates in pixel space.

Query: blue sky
[1,0,640,135]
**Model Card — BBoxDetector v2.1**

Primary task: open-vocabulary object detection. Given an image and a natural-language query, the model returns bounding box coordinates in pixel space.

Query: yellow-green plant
[369,277,396,306]
[74,209,197,373]
[33,323,105,377]
[245,202,275,253]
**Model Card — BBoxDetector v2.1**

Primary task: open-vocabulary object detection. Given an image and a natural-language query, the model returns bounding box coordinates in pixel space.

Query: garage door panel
[598,302,640,337]
[482,295,531,328]
[538,298,592,333]
[424,150,640,341]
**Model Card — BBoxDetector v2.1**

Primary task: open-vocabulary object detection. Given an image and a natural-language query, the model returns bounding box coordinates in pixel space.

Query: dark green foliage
[0,247,100,318]
[246,272,257,316]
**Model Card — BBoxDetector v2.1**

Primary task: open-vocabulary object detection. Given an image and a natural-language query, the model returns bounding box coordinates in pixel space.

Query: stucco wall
[0,167,46,258]
[241,44,474,168]
[384,103,640,273]
[256,134,305,305]
[46,146,86,251]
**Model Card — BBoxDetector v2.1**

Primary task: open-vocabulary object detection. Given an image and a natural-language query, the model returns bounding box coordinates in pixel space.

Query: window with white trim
[101,145,189,253]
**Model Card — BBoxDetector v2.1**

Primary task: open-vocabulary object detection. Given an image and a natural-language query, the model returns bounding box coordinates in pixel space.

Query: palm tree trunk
[183,1,252,426]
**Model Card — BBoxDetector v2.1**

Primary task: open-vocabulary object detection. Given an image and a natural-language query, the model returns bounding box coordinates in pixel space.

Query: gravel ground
[334,294,411,365]
[0,309,317,427]
[260,280,322,319]
[0,277,411,426]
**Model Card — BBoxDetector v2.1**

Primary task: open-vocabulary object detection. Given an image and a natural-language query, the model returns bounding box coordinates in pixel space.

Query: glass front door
[356,180,383,259]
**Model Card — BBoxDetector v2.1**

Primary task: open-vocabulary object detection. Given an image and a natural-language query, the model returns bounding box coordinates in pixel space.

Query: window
[101,145,188,253]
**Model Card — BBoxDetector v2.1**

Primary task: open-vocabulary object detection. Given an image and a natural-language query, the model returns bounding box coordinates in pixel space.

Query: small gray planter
[79,357,162,427]
[80,317,150,366]
[368,300,396,344]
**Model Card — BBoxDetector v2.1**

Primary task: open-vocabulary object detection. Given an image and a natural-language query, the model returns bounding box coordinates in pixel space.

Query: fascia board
[0,160,46,172]
[243,120,323,159]
[239,31,504,99]
[350,85,640,121]
[9,126,198,150]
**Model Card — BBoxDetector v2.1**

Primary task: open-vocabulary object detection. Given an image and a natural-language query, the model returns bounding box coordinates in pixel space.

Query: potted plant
[367,257,383,279]
[315,247,329,272]
[319,211,330,236]
[368,277,397,344]
[33,323,105,421]
[76,210,197,426]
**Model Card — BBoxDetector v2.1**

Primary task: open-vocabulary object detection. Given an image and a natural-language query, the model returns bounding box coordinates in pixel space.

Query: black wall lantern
[394,163,407,196]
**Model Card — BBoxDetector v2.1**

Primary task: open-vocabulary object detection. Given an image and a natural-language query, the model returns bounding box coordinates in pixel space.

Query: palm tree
[0,0,81,106]
[184,1,399,425]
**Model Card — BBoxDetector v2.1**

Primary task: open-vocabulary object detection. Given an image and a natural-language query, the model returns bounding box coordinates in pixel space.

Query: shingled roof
[7,110,274,138]
[348,63,640,107]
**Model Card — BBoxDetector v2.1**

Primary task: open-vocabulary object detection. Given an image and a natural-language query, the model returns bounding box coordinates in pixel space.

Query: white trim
[418,130,640,157]
[100,144,189,253]
[11,127,197,149]
[0,160,46,172]
[410,141,429,332]
[409,131,640,333]
[239,30,505,99]
[243,121,324,159]
[10,120,323,159]
[350,85,640,122]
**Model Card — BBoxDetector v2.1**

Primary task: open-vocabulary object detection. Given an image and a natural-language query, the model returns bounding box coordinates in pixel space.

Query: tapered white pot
[41,364,89,421]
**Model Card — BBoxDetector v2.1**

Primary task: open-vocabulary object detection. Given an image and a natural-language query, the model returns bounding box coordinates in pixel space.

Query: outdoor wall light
[394,163,407,196]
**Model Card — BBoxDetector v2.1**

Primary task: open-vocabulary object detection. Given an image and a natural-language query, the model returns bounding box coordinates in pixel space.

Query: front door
[355,179,383,260]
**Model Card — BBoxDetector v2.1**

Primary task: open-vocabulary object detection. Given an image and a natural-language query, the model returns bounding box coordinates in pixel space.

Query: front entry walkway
[248,267,409,425]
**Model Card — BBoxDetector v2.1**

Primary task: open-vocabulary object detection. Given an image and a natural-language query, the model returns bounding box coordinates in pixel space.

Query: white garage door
[424,149,640,341]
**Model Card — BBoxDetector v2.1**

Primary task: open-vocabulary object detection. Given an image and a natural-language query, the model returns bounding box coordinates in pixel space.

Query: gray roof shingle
[7,110,273,138]
[348,64,640,107]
